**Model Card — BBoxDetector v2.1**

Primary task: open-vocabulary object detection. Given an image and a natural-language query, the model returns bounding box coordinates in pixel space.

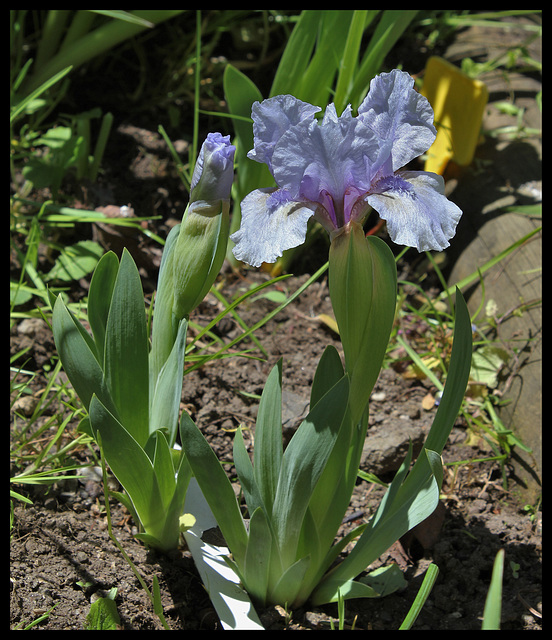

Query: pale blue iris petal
[358,69,436,173]
[366,171,462,252]
[272,108,378,208]
[230,188,317,267]
[247,95,321,172]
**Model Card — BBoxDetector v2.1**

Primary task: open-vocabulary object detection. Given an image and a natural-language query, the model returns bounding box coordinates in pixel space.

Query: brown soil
[10,13,541,631]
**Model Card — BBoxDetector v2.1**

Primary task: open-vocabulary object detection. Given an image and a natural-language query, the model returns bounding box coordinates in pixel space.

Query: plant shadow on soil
[10,17,541,630]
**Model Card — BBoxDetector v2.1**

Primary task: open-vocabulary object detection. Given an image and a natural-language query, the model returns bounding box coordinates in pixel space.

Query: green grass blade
[269,11,322,97]
[11,65,73,123]
[185,274,290,360]
[329,564,408,603]
[333,11,372,114]
[440,226,541,300]
[184,264,328,375]
[294,11,354,107]
[89,111,113,181]
[151,575,170,629]
[349,10,418,107]
[399,563,440,629]
[23,11,184,95]
[423,288,473,454]
[482,549,505,630]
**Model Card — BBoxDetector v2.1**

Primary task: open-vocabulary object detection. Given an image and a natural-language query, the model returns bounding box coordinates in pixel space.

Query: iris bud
[189,132,235,203]
[172,133,235,319]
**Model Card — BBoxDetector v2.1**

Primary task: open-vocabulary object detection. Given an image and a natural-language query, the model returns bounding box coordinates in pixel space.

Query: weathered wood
[448,189,541,501]
[442,29,542,500]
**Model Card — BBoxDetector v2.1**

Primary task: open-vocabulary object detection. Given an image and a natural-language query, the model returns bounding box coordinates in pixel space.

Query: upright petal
[366,171,462,252]
[231,188,317,267]
[358,70,436,174]
[272,104,379,227]
[247,95,321,172]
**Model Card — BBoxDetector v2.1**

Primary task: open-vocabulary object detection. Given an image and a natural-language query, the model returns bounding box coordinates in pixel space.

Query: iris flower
[231,69,462,267]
